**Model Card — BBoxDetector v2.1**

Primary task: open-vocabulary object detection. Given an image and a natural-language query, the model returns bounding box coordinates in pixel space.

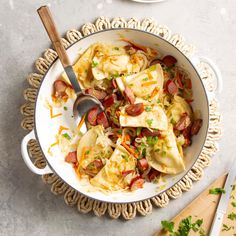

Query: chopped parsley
[161,216,204,236]
[162,150,167,157]
[232,184,236,191]
[149,65,156,71]
[161,220,174,233]
[145,106,152,112]
[209,187,226,195]
[138,141,147,157]
[117,129,122,135]
[228,212,236,220]
[85,150,90,155]
[91,60,98,68]
[62,133,71,140]
[170,118,176,125]
[147,136,158,146]
[142,77,149,81]
[230,195,235,199]
[129,83,134,87]
[157,99,161,103]
[146,119,153,127]
[136,127,142,136]
[113,47,119,50]
[63,106,68,111]
[231,202,236,207]
[121,154,129,162]
[222,224,234,231]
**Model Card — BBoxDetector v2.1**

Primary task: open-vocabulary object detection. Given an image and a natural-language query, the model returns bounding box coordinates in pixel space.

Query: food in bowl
[49,40,202,193]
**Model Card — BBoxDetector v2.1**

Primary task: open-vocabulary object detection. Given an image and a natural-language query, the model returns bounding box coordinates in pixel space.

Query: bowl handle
[191,56,223,101]
[21,130,53,175]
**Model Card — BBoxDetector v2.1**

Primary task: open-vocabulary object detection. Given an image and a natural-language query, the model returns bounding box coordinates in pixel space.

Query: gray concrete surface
[0,0,235,235]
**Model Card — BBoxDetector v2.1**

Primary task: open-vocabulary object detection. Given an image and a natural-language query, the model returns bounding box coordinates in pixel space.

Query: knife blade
[209,160,236,236]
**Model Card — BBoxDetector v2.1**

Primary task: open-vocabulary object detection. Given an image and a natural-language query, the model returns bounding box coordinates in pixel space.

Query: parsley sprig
[209,187,226,195]
[161,216,205,236]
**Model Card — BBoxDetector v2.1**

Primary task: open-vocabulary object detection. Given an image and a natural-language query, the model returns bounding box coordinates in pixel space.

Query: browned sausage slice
[191,119,203,135]
[166,79,178,95]
[125,103,144,116]
[162,55,177,67]
[141,128,160,137]
[87,106,99,126]
[65,151,77,164]
[175,114,191,131]
[53,80,68,98]
[137,158,149,172]
[102,94,117,108]
[85,88,107,100]
[97,112,109,128]
[124,86,135,104]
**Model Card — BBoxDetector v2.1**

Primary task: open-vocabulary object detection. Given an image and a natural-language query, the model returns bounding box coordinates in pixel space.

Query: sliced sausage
[162,55,177,67]
[85,88,107,100]
[87,106,99,126]
[175,114,191,131]
[112,79,118,89]
[148,169,159,182]
[97,112,109,128]
[150,58,163,66]
[130,176,144,191]
[65,151,77,164]
[141,128,160,137]
[102,94,117,108]
[137,158,149,172]
[124,86,135,104]
[166,80,178,95]
[125,103,144,116]
[84,159,104,177]
[182,126,191,139]
[185,79,192,89]
[175,72,184,89]
[53,80,68,98]
[183,138,191,148]
[191,119,203,135]
[122,170,134,177]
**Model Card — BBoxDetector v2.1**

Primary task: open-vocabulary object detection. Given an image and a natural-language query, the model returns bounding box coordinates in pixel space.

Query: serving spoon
[37,6,104,128]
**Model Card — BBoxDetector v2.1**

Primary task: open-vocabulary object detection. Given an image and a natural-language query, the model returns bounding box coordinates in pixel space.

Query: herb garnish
[63,106,68,111]
[136,127,142,136]
[145,106,152,112]
[222,224,234,231]
[209,187,226,195]
[121,154,129,162]
[161,216,204,236]
[228,212,236,220]
[147,136,158,146]
[142,77,148,81]
[85,150,90,155]
[62,133,71,140]
[113,47,119,50]
[170,118,176,125]
[161,220,174,233]
[149,65,156,71]
[117,129,122,135]
[146,119,153,127]
[91,60,98,68]
[232,184,236,191]
[231,202,236,207]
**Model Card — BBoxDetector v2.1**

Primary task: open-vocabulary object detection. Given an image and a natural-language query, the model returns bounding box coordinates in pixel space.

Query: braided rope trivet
[20,16,221,220]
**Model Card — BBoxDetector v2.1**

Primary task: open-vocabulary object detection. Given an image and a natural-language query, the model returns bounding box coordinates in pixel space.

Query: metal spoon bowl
[38,6,104,128]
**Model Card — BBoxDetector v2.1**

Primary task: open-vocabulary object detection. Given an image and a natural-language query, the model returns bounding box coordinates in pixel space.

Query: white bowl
[21,28,221,203]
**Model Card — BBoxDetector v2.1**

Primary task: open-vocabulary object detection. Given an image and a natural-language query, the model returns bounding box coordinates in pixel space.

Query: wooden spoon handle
[37,6,70,68]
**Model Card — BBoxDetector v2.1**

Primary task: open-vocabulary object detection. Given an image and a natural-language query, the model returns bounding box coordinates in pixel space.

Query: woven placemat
[20,16,221,220]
